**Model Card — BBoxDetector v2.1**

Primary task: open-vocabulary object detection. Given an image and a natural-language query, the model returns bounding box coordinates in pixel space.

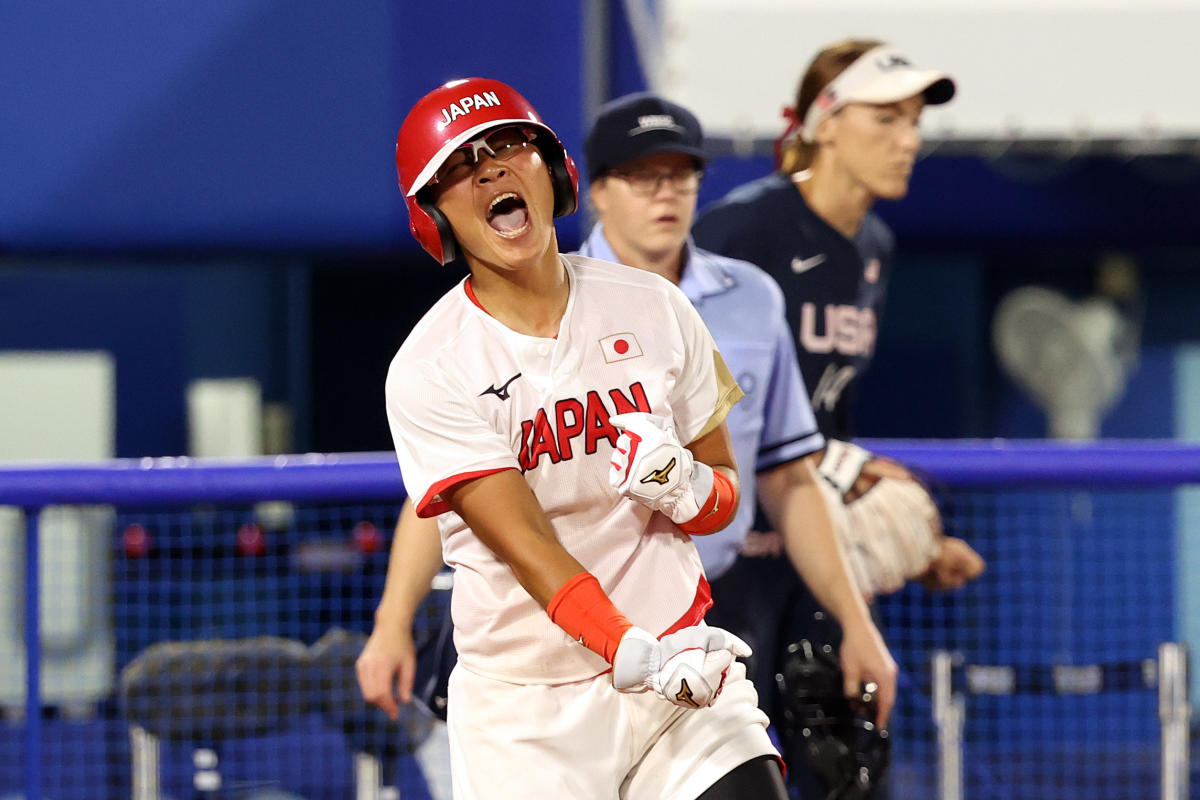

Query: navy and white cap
[800,44,956,143]
[584,92,708,181]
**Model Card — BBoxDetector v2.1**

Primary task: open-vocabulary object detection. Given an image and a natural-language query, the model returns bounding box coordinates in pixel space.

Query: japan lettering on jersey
[516,380,650,473]
[385,254,742,685]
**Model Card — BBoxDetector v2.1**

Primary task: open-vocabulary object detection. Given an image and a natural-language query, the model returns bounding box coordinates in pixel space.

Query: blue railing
[3,440,1200,799]
[0,452,408,800]
[6,441,1200,512]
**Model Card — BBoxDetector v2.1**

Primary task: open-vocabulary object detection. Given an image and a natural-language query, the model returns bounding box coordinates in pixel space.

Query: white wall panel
[656,0,1200,142]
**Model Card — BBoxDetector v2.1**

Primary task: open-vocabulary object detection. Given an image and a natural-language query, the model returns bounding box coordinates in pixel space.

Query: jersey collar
[460,258,573,341]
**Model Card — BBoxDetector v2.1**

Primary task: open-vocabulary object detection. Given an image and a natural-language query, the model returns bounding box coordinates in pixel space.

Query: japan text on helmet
[395,77,579,264]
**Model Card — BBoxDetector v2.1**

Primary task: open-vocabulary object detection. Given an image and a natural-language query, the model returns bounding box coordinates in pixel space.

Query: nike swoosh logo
[791,254,827,274]
[479,372,522,401]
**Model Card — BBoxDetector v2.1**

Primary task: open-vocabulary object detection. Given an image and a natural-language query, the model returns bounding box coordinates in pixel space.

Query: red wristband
[678,469,737,535]
[547,572,633,664]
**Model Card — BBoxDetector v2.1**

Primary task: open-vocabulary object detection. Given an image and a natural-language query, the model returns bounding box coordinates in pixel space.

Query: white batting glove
[611,625,751,709]
[608,413,714,525]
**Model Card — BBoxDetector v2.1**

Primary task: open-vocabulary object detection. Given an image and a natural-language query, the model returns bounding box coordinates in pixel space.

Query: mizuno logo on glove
[640,457,676,486]
[611,626,751,710]
[674,678,699,708]
[608,412,715,527]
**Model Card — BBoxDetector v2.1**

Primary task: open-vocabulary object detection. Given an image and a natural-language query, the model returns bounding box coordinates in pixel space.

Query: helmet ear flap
[532,132,578,218]
[404,193,458,266]
[549,150,579,218]
[421,201,459,264]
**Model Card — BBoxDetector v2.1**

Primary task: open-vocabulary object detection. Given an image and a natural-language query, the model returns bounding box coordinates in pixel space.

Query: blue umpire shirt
[578,223,825,580]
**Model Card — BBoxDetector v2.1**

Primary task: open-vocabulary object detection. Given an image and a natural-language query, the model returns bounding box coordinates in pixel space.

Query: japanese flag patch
[599,332,643,364]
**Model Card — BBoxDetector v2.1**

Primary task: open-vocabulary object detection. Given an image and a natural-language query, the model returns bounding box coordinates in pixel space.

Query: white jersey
[386,254,742,684]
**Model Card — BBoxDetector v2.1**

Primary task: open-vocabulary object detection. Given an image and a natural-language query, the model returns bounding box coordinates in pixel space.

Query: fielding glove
[814,440,945,597]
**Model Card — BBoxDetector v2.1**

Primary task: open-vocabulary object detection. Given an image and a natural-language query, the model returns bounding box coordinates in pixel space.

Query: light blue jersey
[578,224,824,579]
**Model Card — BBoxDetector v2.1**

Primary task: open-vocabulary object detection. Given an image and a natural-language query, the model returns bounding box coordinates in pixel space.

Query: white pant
[446,659,776,800]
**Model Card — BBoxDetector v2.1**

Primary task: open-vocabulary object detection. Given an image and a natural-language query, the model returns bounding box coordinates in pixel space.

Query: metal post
[582,0,611,119]
[354,752,382,800]
[1159,642,1190,800]
[580,0,610,235]
[932,650,964,800]
[24,507,42,800]
[129,725,160,800]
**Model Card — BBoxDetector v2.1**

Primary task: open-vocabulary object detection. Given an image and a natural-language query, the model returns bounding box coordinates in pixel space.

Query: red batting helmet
[395,77,580,264]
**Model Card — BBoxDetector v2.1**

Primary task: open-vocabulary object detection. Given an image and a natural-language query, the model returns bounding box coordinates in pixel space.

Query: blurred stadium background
[3,1,1200,798]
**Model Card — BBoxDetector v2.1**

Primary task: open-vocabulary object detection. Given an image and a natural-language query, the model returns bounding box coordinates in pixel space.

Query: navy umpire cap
[585,93,708,182]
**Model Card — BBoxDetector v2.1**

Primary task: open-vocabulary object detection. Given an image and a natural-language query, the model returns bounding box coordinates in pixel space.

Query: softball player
[360,89,898,799]
[692,38,984,599]
[693,39,953,443]
[692,40,985,797]
[381,77,785,800]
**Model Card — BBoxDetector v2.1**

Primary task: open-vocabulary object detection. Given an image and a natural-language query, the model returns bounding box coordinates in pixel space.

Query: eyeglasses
[607,167,703,197]
[432,126,538,186]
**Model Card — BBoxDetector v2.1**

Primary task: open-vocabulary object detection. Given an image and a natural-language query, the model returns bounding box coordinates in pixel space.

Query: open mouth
[487,192,530,237]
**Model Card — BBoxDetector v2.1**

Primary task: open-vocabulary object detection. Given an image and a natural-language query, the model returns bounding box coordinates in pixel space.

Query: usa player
[380,77,787,799]
[693,39,985,797]
[693,39,984,596]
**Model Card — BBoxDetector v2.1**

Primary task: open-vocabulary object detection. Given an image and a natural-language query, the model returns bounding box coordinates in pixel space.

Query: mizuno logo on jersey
[438,90,502,127]
[798,303,877,357]
[480,372,521,401]
[640,457,676,486]
[517,382,650,472]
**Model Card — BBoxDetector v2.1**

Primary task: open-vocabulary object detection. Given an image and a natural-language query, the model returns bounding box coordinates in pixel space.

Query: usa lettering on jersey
[439,90,502,126]
[518,382,650,472]
[798,303,877,356]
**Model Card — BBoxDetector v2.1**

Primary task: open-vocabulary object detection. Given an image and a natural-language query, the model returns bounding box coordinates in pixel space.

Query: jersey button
[537,344,551,357]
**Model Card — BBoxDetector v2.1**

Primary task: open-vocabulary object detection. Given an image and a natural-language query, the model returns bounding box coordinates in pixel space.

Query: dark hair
[778,38,882,174]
